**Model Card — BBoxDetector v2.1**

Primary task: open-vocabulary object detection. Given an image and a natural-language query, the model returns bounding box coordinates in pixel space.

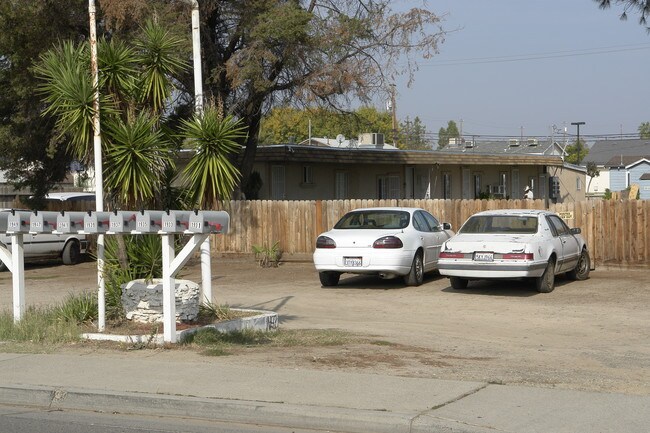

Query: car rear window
[334,210,410,229]
[459,215,538,234]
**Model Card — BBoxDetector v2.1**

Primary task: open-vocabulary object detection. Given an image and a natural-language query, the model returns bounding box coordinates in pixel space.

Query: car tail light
[439,252,465,259]
[502,253,534,260]
[316,236,336,249]
[373,236,403,249]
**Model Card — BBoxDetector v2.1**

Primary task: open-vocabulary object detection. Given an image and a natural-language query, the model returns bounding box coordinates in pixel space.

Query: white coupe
[437,209,591,293]
[313,207,454,287]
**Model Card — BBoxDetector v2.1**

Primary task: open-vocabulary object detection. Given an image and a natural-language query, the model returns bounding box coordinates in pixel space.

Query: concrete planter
[121,279,200,323]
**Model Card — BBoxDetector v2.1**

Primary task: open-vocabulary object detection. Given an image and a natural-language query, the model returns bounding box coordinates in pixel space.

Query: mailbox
[30,211,60,233]
[56,211,88,233]
[188,210,229,234]
[0,212,9,232]
[6,210,32,233]
[161,210,191,233]
[109,210,138,233]
[84,211,112,233]
[135,210,164,232]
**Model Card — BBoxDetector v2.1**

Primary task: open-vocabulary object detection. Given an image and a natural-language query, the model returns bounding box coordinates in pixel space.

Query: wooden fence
[213,199,650,267]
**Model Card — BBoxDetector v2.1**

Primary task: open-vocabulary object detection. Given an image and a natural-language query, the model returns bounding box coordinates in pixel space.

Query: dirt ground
[1,254,649,395]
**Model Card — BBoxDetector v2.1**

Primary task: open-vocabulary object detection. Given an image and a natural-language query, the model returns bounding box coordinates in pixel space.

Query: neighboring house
[250,137,585,203]
[583,139,650,198]
[607,157,650,200]
[0,169,83,209]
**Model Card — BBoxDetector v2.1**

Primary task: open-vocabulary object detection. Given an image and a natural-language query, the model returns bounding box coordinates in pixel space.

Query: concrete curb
[81,308,278,345]
[0,385,489,433]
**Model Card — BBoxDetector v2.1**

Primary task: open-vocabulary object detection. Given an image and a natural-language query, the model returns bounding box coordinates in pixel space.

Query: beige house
[251,142,586,203]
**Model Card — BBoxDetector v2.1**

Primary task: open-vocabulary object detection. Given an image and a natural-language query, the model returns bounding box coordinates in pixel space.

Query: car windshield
[334,210,410,229]
[459,215,538,234]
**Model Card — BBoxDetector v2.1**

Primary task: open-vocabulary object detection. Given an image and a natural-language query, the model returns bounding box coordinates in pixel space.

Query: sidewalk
[0,351,648,433]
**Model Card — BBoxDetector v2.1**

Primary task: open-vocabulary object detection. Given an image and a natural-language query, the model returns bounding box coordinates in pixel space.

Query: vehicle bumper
[437,260,548,278]
[313,248,415,276]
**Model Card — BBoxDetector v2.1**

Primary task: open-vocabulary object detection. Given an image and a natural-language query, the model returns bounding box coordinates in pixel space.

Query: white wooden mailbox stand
[0,209,229,343]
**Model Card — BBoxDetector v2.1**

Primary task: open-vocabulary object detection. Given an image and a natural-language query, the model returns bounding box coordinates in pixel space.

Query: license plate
[344,257,362,267]
[474,252,494,262]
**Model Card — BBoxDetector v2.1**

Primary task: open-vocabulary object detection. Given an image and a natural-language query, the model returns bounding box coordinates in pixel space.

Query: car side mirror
[442,222,452,231]
[570,227,581,235]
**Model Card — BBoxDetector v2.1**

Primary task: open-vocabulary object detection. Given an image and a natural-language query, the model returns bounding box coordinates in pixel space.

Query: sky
[391,0,650,144]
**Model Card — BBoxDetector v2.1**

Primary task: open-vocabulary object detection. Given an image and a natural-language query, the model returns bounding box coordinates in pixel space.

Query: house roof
[436,139,563,157]
[299,136,398,150]
[254,144,566,167]
[604,155,650,168]
[583,139,650,165]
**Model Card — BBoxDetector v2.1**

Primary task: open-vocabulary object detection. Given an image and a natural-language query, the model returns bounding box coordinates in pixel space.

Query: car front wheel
[536,258,556,293]
[567,249,590,281]
[404,251,424,286]
[450,276,468,290]
[319,271,340,287]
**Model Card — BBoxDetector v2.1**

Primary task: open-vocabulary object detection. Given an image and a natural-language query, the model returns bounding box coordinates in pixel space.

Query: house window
[576,177,582,191]
[538,174,547,198]
[378,175,400,199]
[271,165,285,200]
[335,171,349,199]
[302,166,313,184]
[473,174,482,198]
[499,172,508,197]
[442,172,451,199]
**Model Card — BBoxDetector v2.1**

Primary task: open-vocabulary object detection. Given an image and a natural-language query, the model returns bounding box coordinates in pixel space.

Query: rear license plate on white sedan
[473,252,494,262]
[344,257,362,267]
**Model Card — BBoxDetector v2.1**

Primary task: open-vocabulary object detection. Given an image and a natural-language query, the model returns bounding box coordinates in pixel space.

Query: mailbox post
[5,210,30,321]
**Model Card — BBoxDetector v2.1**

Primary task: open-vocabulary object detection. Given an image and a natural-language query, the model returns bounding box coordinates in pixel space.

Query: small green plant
[604,188,612,200]
[252,241,282,267]
[53,292,98,324]
[198,302,234,322]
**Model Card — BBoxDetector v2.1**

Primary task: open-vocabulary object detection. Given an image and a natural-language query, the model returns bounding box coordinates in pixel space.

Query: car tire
[450,276,469,290]
[319,271,340,287]
[536,258,556,293]
[404,251,424,286]
[567,249,590,281]
[62,240,81,265]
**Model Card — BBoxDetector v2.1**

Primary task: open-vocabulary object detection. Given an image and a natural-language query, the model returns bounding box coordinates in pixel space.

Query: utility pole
[571,121,585,165]
[390,84,397,147]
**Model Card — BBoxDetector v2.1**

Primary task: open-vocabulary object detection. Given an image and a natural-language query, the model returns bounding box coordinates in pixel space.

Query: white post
[162,234,177,343]
[11,235,25,322]
[89,0,105,331]
[201,238,211,304]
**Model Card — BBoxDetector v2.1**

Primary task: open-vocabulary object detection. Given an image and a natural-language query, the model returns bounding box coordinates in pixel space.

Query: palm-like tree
[180,109,246,208]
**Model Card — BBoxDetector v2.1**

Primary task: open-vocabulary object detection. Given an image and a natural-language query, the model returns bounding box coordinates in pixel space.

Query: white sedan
[313,207,454,287]
[437,209,591,293]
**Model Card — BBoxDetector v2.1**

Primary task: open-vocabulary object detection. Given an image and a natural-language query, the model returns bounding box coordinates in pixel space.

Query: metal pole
[571,121,585,165]
[89,0,106,331]
[184,1,212,305]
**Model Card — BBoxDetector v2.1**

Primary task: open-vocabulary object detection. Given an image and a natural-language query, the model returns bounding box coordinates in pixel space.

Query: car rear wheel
[319,271,340,287]
[567,249,590,281]
[450,276,469,290]
[62,240,81,265]
[404,251,424,286]
[536,258,556,293]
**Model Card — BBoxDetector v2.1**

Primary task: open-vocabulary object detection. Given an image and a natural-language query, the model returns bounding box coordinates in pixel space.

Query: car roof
[345,207,422,213]
[471,209,553,217]
[44,192,96,201]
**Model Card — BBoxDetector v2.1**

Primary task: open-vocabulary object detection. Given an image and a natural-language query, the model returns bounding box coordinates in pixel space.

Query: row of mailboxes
[0,210,229,235]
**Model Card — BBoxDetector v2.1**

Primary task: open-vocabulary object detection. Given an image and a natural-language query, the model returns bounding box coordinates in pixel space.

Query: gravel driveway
[2,255,649,395]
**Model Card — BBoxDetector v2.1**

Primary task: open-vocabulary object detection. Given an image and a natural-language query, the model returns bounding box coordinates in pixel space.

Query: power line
[418,43,650,67]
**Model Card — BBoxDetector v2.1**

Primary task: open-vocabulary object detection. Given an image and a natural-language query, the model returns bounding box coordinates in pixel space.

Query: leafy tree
[437,120,460,149]
[259,106,392,145]
[564,139,589,165]
[639,121,650,138]
[99,0,446,187]
[399,116,430,150]
[595,0,650,29]
[586,161,600,192]
[0,1,89,204]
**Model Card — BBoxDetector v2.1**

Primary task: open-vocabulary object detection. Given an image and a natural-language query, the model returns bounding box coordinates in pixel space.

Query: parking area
[1,256,649,395]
